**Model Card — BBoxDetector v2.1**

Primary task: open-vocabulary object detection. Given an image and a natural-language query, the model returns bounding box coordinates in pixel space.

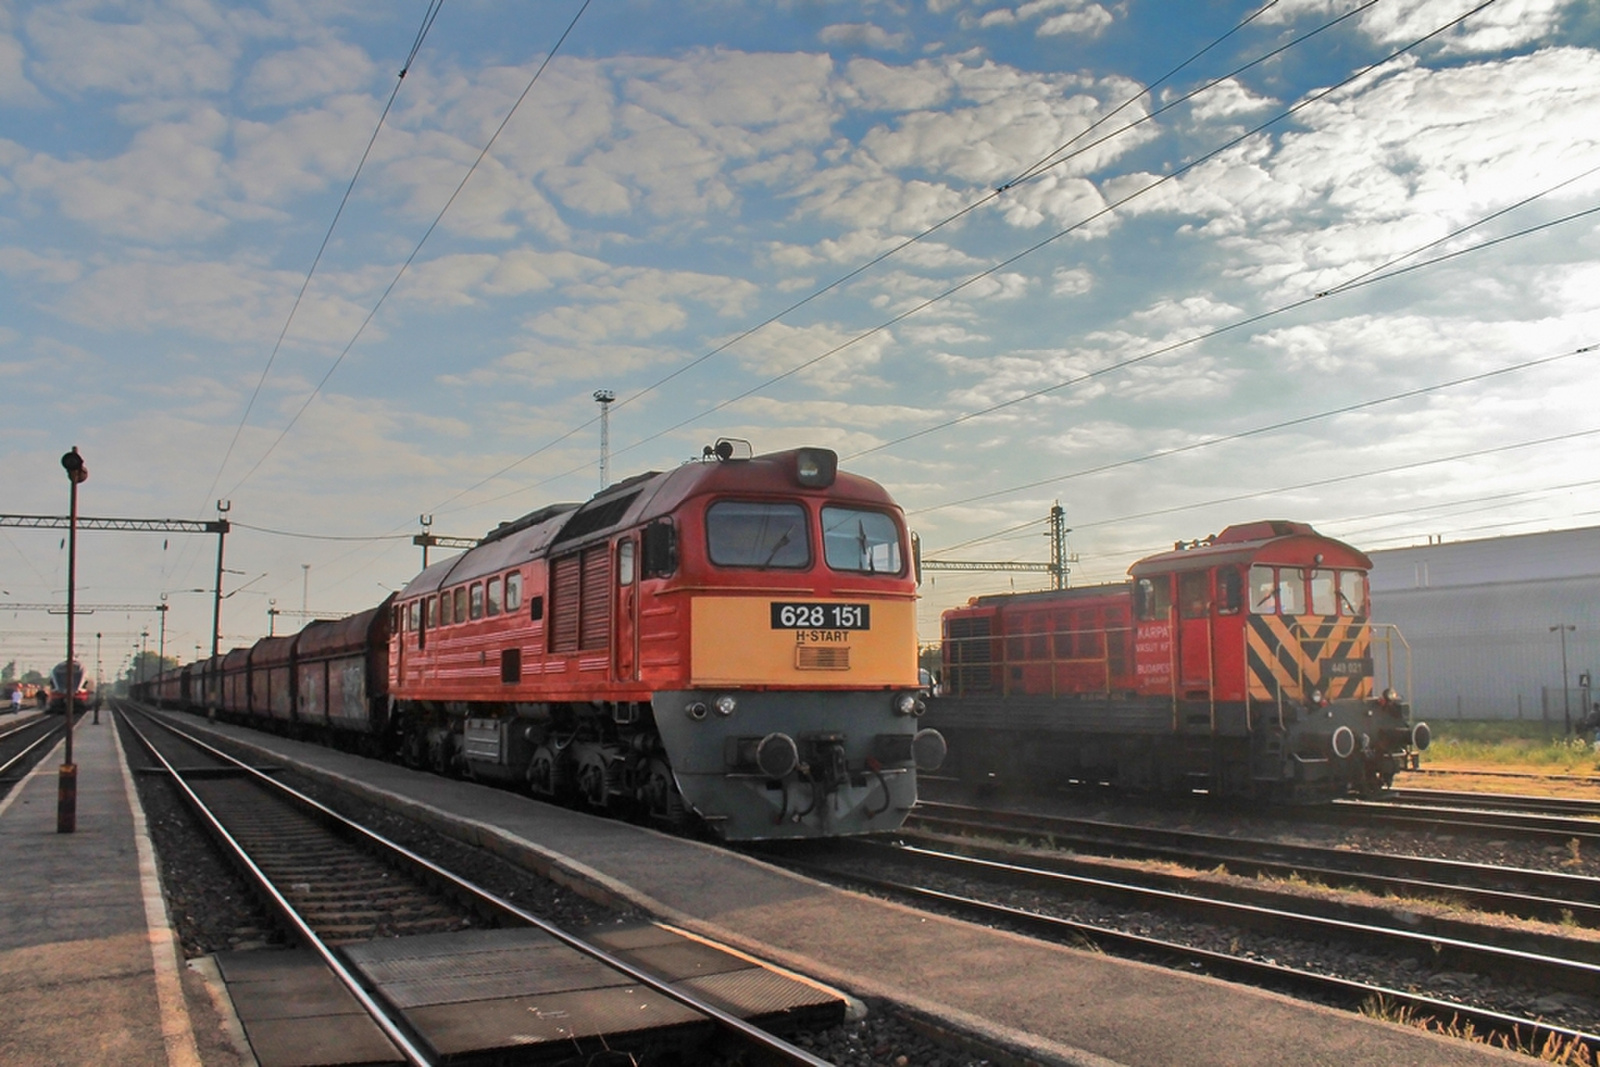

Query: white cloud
[820,23,910,51]
[0,246,81,284]
[13,109,232,241]
[25,3,239,98]
[1266,0,1579,56]
[243,40,376,107]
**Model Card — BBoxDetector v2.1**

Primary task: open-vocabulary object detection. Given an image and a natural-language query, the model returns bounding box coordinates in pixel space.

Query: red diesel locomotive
[141,442,944,841]
[922,520,1427,800]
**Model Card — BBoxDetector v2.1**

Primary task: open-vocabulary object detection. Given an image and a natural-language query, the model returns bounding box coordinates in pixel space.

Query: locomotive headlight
[895,693,918,716]
[713,694,738,717]
[1309,688,1325,707]
[794,448,838,488]
[686,701,709,721]
[1383,687,1401,704]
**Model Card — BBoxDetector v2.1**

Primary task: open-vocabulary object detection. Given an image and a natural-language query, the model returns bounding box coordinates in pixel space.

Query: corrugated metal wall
[1366,527,1600,722]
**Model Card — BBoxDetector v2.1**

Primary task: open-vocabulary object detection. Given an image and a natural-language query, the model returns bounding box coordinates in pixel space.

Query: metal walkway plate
[340,921,845,1062]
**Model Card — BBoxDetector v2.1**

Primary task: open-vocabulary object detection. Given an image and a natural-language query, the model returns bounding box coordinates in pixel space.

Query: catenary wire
[221,0,595,500]
[201,0,448,513]
[421,0,1381,515]
[474,0,1505,504]
[909,340,1597,520]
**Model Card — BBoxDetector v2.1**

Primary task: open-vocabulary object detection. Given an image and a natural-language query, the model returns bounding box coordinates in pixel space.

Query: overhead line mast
[921,503,1072,590]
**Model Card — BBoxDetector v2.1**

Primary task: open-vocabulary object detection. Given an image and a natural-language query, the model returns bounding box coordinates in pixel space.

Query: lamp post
[1551,624,1576,736]
[94,631,102,724]
[59,445,87,834]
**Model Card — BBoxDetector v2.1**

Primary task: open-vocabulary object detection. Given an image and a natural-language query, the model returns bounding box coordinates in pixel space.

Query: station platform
[167,712,1524,1067]
[0,716,241,1067]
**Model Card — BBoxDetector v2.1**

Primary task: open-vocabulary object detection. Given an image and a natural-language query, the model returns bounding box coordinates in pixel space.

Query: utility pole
[212,500,231,659]
[1552,624,1576,735]
[301,563,310,618]
[594,389,615,490]
[59,445,87,834]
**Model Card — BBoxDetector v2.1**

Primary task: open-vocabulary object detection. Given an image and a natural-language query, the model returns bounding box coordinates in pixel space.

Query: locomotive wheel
[641,758,687,828]
[576,747,619,809]
[527,744,571,799]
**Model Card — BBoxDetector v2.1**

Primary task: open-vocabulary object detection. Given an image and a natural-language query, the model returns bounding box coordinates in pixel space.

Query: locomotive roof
[396,446,895,599]
[962,579,1129,610]
[1129,520,1371,576]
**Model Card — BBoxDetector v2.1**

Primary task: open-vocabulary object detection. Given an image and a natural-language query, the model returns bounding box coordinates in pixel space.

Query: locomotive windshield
[706,501,811,569]
[821,507,903,574]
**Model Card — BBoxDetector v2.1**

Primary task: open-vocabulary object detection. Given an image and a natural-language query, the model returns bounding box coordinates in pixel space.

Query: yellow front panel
[691,596,918,687]
[1246,614,1373,702]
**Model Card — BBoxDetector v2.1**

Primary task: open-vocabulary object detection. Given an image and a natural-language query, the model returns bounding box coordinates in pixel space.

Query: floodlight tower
[594,389,615,490]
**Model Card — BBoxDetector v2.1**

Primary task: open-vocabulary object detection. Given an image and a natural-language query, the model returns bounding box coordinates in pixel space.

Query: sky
[3,0,1599,679]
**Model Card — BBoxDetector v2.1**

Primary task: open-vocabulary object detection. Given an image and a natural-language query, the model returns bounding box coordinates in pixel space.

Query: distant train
[136,441,945,840]
[47,660,93,714]
[921,521,1428,801]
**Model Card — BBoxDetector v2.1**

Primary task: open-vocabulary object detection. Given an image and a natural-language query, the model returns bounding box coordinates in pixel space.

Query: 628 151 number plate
[771,602,870,630]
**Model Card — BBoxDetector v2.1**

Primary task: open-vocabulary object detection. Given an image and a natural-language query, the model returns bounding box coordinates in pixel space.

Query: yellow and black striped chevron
[1246,615,1372,703]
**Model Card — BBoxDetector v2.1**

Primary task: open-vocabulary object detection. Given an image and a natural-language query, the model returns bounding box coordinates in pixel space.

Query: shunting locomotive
[923,520,1427,800]
[141,441,945,841]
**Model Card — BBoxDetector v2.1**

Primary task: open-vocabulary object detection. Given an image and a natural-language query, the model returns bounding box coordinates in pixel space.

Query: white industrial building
[1366,526,1600,725]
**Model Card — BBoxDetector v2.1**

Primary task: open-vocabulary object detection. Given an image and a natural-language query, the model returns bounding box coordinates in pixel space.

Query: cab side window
[1135,576,1172,620]
[487,576,502,616]
[1217,567,1242,615]
[1178,571,1208,619]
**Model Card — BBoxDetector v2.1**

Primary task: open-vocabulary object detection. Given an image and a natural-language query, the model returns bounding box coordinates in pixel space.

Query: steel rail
[1405,766,1600,786]
[0,718,64,784]
[870,840,1600,995]
[908,800,1600,926]
[1387,787,1600,818]
[1324,797,1600,842]
[125,703,834,1067]
[118,708,429,1064]
[887,831,1600,965]
[787,857,1600,1057]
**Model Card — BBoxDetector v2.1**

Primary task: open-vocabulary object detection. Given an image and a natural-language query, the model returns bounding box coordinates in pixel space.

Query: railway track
[768,833,1600,1056]
[117,704,836,1066]
[0,713,68,796]
[1319,794,1600,842]
[1385,787,1600,818]
[906,800,1600,928]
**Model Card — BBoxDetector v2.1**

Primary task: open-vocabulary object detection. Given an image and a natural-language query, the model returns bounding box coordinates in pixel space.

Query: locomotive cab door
[614,537,640,682]
[1176,569,1213,699]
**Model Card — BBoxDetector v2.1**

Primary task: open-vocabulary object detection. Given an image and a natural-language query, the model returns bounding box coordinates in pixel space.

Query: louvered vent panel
[551,555,582,653]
